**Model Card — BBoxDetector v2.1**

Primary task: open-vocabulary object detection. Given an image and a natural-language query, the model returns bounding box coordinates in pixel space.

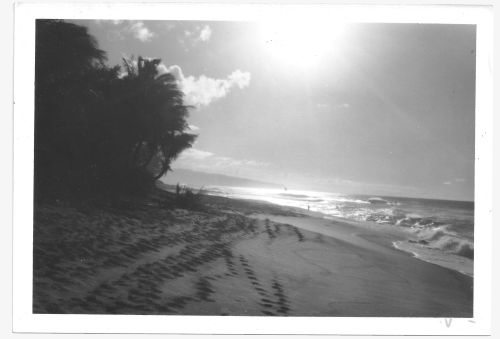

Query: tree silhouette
[105,56,196,186]
[34,20,196,198]
[35,20,112,196]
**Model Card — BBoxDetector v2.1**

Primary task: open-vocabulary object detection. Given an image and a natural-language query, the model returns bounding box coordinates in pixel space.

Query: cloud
[158,64,182,79]
[199,25,212,42]
[316,102,350,110]
[98,20,155,42]
[127,22,155,42]
[183,71,251,107]
[179,24,213,50]
[443,178,467,186]
[188,124,200,132]
[227,70,252,89]
[158,64,251,107]
[177,148,213,161]
[173,148,269,176]
[163,22,176,31]
[210,156,267,169]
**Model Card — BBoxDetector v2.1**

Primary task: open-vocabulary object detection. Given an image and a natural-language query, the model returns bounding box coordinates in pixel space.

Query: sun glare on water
[258,19,346,70]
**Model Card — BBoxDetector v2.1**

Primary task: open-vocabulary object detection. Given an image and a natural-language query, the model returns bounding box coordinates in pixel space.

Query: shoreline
[33,188,473,316]
[203,188,474,277]
[249,209,473,277]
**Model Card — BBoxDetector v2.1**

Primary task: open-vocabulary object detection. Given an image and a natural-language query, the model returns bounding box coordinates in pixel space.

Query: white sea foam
[412,226,474,259]
[393,240,473,276]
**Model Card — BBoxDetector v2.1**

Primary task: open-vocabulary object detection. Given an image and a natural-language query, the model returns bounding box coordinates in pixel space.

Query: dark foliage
[34,20,196,200]
[174,184,205,210]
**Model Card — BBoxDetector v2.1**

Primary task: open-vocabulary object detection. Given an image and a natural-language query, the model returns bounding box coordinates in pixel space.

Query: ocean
[204,186,474,276]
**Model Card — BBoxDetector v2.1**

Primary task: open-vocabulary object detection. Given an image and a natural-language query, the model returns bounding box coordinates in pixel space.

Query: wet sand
[33,189,472,316]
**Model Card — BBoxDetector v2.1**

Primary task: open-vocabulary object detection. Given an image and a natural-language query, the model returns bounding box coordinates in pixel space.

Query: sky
[75,19,476,201]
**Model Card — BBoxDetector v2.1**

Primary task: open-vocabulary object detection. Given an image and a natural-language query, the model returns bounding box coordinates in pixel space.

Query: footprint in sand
[292,227,305,242]
[269,279,291,316]
[237,255,290,315]
[195,277,215,302]
[264,219,276,240]
[273,223,282,234]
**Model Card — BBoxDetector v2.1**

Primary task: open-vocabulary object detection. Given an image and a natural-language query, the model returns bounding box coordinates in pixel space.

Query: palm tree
[34,20,195,196]
[117,56,197,181]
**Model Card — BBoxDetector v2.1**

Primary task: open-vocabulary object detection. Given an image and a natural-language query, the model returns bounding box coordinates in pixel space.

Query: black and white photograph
[11,2,493,335]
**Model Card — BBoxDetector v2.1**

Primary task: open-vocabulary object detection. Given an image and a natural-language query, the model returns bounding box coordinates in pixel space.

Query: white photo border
[13,2,493,335]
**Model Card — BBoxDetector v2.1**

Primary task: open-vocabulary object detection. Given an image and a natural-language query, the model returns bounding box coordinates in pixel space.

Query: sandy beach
[33,188,473,317]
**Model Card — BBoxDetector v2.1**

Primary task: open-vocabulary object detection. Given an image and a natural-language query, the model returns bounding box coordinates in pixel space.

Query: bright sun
[258,19,346,70]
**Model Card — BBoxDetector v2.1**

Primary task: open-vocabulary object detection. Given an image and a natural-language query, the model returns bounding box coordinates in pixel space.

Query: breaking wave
[412,226,474,259]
